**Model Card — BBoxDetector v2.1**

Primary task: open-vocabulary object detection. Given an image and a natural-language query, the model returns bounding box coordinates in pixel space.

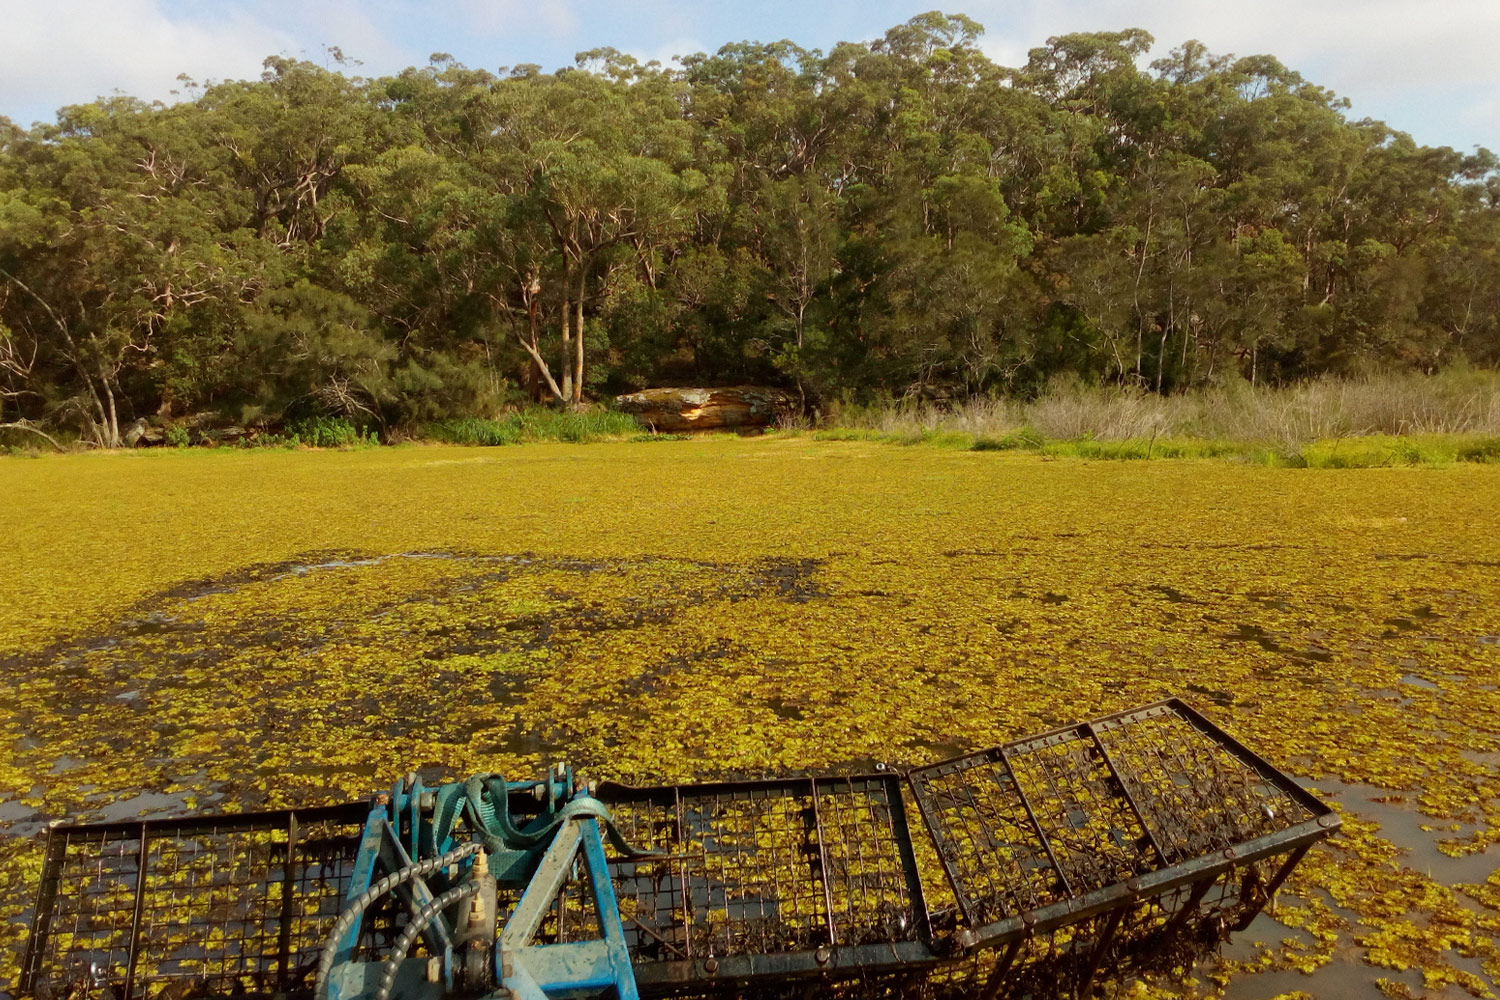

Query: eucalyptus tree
[0,96,273,444]
[1,13,1498,436]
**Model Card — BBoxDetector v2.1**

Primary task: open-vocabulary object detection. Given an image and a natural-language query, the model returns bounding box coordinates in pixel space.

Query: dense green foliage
[1,13,1497,447]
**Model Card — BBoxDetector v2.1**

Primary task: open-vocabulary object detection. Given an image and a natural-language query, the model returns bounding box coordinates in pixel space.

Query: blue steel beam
[497,799,640,1000]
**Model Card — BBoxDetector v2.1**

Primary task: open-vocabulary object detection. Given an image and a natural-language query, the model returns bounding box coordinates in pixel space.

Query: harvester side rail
[958,814,1332,949]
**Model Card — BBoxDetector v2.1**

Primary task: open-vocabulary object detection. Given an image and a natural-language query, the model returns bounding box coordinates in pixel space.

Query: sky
[1,0,1495,153]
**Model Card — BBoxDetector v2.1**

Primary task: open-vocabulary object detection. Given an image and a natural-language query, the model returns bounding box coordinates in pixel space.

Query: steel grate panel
[815,776,925,946]
[21,805,372,1000]
[1003,728,1157,893]
[23,826,144,996]
[904,750,1062,927]
[1091,704,1312,863]
[907,698,1335,938]
[593,774,929,973]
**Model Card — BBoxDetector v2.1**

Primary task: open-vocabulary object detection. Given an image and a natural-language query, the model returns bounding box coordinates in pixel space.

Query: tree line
[1,13,1496,446]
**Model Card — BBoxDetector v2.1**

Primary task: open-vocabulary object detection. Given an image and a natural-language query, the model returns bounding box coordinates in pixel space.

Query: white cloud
[968,0,1500,149]
[0,0,296,123]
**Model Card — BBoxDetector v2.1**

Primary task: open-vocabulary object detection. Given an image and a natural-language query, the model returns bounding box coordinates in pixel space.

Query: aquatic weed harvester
[20,699,1338,999]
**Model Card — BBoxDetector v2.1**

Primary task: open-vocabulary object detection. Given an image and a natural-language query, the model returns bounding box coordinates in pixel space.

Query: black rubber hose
[314,840,483,1000]
[373,880,482,1000]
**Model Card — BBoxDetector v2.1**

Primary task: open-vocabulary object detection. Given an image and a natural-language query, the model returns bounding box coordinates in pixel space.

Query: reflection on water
[1313,776,1499,885]
[1216,774,1500,999]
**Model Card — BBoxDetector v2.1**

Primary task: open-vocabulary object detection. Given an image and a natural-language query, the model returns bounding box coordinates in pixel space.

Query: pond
[1,440,1498,997]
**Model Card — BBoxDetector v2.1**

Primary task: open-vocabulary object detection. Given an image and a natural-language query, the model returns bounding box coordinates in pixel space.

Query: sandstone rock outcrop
[614,386,795,432]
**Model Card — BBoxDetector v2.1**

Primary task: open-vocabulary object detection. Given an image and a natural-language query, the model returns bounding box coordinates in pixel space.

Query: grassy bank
[808,427,1500,467]
[810,370,1500,467]
[422,409,643,446]
[5,371,1500,466]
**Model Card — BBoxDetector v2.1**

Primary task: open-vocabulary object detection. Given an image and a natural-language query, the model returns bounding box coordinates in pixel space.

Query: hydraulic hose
[314,840,483,1000]
[373,880,482,1000]
[466,774,662,859]
[321,778,660,1000]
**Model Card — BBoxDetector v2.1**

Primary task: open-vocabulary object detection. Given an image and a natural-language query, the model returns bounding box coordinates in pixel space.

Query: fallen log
[614,386,795,432]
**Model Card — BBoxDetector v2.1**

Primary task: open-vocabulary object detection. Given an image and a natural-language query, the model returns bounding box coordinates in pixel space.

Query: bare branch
[0,420,66,451]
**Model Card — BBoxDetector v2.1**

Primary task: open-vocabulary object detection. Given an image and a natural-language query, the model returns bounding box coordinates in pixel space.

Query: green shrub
[285,416,377,449]
[1458,437,1500,463]
[428,417,521,446]
[165,425,190,448]
[971,427,1045,452]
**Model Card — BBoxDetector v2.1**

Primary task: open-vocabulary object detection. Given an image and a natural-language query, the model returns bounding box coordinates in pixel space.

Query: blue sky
[2,0,1496,153]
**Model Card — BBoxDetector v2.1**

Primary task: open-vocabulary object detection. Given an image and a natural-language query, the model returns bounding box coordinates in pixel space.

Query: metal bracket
[497,803,640,1000]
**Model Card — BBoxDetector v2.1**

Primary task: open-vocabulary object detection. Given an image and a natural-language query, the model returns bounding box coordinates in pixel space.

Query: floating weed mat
[2,444,1500,997]
[0,550,828,817]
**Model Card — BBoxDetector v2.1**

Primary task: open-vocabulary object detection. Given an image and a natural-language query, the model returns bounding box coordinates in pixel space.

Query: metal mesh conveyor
[18,699,1339,1000]
[905,700,1336,995]
[19,804,383,1000]
[590,774,934,992]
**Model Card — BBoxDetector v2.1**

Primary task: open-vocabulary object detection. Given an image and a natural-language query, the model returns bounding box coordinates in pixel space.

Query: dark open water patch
[1308,777,1500,885]
[0,549,832,825]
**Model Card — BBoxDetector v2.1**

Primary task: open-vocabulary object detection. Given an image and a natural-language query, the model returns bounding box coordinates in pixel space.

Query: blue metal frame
[326,771,638,1000]
[496,800,639,1000]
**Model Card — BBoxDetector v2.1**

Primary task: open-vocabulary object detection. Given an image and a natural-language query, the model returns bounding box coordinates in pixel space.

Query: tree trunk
[573,261,586,408]
[0,421,65,451]
[514,301,566,404]
[101,373,121,448]
[559,256,573,403]
[1157,328,1169,393]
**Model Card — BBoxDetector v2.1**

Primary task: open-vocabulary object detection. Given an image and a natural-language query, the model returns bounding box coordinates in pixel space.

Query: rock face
[615,386,796,432]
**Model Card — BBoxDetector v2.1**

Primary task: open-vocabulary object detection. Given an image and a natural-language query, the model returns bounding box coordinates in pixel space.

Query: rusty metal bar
[17,826,62,996]
[277,812,299,991]
[1077,907,1125,997]
[978,936,1025,1000]
[883,774,934,945]
[1083,722,1168,866]
[1233,843,1310,931]
[1164,876,1217,940]
[673,784,691,962]
[809,778,839,947]
[121,822,150,1000]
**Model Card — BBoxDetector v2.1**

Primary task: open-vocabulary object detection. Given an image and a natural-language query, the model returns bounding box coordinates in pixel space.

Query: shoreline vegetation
[3,370,1498,468]
[2,15,1498,452]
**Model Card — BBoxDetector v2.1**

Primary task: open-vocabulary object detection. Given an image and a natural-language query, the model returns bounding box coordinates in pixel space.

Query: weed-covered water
[1,440,1498,998]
